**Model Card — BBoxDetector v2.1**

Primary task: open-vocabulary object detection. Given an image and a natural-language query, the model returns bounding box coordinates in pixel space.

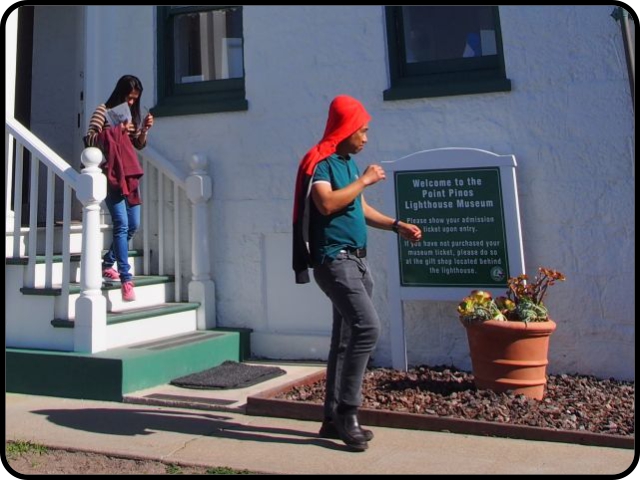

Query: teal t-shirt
[309,154,367,264]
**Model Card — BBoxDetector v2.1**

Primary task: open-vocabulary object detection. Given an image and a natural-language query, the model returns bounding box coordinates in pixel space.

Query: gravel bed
[278,365,634,437]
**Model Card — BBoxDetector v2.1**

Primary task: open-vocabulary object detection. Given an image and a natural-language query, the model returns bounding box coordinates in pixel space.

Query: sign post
[383,148,525,369]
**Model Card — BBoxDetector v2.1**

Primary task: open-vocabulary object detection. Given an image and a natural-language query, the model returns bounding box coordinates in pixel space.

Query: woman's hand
[141,113,154,133]
[121,121,136,133]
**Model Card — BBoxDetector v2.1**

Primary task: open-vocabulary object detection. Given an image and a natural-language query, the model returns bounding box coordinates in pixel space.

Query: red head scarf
[293,95,371,221]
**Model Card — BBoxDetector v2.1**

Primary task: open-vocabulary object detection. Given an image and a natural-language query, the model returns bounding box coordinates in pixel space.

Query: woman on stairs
[84,75,154,302]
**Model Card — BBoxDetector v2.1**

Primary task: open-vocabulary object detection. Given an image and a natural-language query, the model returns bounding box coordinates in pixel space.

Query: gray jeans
[313,253,381,417]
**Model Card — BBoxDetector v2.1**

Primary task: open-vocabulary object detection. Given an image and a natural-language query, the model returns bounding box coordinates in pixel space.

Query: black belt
[340,248,367,258]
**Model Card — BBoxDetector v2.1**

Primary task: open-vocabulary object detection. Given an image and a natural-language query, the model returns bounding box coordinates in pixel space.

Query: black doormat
[170,361,287,390]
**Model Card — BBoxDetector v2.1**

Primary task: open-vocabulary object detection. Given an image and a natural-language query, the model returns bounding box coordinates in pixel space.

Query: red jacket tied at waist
[97,127,144,205]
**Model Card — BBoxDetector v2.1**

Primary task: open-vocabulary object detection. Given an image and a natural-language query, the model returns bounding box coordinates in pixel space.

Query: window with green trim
[384,6,511,101]
[154,6,247,116]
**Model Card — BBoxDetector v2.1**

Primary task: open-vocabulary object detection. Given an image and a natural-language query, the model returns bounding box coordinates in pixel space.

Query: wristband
[392,219,399,233]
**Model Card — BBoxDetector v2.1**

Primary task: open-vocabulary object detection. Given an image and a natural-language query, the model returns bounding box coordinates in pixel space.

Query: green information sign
[394,167,510,287]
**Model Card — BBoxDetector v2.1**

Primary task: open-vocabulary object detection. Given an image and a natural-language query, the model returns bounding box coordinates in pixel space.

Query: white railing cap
[6,117,80,185]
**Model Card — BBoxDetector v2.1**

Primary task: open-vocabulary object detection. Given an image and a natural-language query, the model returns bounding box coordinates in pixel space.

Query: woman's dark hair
[105,75,144,128]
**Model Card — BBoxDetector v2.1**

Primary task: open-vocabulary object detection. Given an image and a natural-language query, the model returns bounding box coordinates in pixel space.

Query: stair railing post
[185,153,216,330]
[5,9,17,232]
[74,147,107,352]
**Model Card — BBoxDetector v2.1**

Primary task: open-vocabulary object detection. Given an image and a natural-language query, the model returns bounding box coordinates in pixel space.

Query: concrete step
[52,302,201,350]
[5,222,112,257]
[6,329,249,401]
[9,275,191,351]
[6,250,144,285]
[20,275,175,315]
[124,361,325,413]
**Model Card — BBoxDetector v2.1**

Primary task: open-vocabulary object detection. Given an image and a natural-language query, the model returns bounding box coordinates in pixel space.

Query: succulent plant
[458,267,565,324]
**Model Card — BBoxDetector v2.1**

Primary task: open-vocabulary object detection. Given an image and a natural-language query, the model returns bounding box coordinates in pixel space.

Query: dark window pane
[155,6,248,116]
[172,8,244,84]
[383,6,511,100]
[402,6,497,63]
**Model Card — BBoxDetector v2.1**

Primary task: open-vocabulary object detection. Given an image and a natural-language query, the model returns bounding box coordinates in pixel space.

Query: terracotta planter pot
[463,319,557,400]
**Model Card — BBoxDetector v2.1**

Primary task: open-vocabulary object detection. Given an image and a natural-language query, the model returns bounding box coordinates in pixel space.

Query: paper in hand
[105,102,132,127]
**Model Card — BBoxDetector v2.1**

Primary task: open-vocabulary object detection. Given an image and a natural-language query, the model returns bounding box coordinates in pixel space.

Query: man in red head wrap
[292,95,422,451]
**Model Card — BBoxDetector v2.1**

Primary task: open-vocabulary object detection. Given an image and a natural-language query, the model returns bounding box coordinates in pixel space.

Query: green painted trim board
[6,330,244,401]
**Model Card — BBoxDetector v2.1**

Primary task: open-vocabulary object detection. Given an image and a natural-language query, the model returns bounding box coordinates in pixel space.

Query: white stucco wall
[83,6,156,132]
[83,5,634,380]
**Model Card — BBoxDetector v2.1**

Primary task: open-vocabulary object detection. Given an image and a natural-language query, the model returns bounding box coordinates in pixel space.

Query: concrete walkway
[4,362,637,476]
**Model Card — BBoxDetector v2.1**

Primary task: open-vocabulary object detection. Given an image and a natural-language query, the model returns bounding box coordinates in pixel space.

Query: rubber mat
[170,361,287,390]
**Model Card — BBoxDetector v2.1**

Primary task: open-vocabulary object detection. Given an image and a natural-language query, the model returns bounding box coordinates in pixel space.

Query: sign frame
[382,148,525,369]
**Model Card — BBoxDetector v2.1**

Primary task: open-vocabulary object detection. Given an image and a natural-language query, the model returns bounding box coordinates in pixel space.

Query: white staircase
[5,117,216,355]
[6,222,200,353]
[4,25,242,401]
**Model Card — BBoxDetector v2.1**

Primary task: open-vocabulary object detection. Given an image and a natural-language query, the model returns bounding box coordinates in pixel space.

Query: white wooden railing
[5,117,215,352]
[137,146,216,331]
[6,117,81,322]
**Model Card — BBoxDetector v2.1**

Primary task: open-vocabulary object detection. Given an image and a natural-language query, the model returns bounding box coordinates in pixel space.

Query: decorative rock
[279,365,634,437]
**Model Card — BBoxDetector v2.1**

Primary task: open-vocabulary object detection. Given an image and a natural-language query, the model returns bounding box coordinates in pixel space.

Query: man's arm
[311,164,386,216]
[362,196,423,242]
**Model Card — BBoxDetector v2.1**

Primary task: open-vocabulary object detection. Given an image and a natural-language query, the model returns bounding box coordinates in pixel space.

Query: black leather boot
[319,419,374,441]
[331,411,369,451]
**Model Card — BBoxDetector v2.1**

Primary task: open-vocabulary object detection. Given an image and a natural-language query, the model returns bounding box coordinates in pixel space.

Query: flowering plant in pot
[458,267,566,324]
[457,267,566,400]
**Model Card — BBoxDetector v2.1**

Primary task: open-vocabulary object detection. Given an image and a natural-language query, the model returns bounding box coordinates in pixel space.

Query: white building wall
[83,6,156,130]
[84,6,634,380]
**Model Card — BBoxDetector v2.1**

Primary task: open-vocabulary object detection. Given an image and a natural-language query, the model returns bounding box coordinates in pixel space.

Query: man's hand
[360,164,386,186]
[397,222,422,242]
